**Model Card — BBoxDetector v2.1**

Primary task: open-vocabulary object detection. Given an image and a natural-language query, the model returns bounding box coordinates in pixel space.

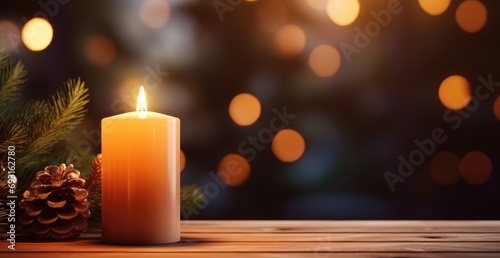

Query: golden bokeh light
[274,24,306,57]
[494,95,500,121]
[0,20,21,52]
[180,150,186,172]
[429,151,461,185]
[21,18,53,51]
[272,129,306,162]
[229,93,261,126]
[418,0,450,16]
[438,75,471,110]
[308,44,341,78]
[84,34,116,66]
[455,0,487,33]
[139,0,170,29]
[326,0,360,26]
[459,151,492,185]
[217,153,251,187]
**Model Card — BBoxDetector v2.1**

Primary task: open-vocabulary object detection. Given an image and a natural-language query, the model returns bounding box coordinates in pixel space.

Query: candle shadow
[176,237,209,246]
[94,237,209,247]
[12,233,206,247]
[12,232,102,242]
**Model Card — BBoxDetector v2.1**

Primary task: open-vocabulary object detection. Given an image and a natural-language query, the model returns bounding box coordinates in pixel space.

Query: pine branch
[0,30,27,109]
[21,78,88,158]
[0,122,28,152]
[16,100,50,142]
[0,100,49,155]
[17,78,89,189]
[0,60,27,111]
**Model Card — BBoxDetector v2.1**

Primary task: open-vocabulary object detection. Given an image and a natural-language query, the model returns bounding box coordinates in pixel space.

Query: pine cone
[19,164,90,239]
[86,154,102,220]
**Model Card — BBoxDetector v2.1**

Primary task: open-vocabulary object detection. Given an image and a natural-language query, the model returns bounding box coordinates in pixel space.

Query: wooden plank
[3,253,500,258]
[5,221,500,240]
[180,221,500,233]
[2,221,500,257]
[181,232,500,242]
[9,241,500,253]
[62,232,500,242]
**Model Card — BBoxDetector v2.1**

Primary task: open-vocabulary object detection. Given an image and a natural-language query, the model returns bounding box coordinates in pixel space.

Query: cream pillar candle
[101,86,180,244]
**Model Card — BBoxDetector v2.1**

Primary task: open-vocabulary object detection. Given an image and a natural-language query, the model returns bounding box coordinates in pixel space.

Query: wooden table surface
[2,220,500,257]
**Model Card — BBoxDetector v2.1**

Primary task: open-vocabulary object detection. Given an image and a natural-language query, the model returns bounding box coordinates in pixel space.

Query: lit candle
[101,86,180,244]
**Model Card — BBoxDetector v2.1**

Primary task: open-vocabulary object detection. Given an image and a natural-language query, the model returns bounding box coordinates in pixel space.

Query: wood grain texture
[181,220,500,233]
[8,241,500,252]
[3,254,500,258]
[1,221,499,257]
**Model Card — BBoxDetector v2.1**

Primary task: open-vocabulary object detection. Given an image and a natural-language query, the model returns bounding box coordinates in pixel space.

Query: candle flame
[136,86,147,118]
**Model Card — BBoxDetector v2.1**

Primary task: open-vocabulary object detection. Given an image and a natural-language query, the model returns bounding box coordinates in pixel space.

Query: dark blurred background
[1,0,499,219]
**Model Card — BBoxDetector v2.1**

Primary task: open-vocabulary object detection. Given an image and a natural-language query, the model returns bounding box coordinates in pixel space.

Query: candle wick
[136,86,148,118]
